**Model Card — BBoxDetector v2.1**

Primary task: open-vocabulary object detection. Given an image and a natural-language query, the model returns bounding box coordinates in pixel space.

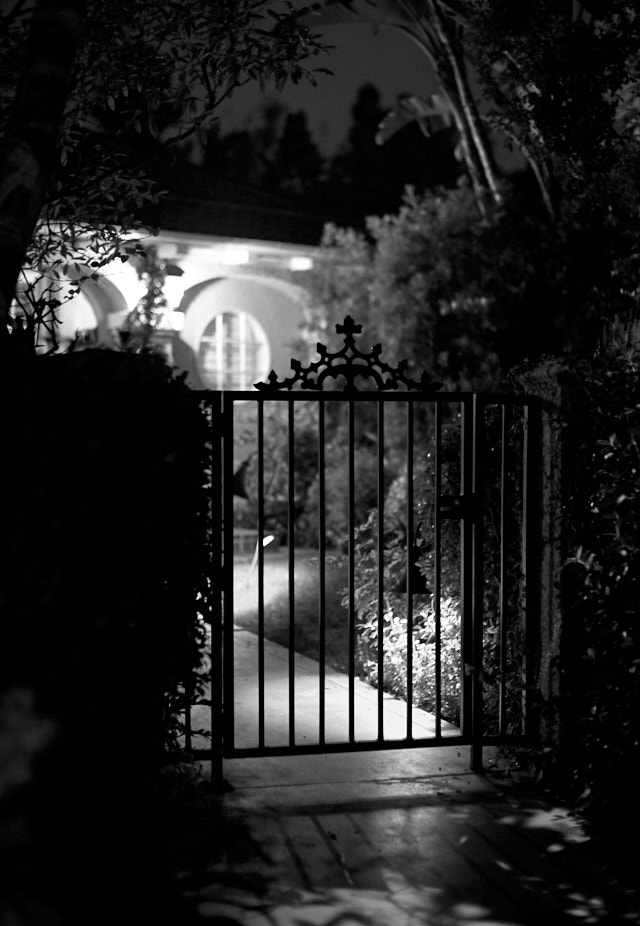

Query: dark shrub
[0,347,211,812]
[556,356,640,841]
[0,347,211,922]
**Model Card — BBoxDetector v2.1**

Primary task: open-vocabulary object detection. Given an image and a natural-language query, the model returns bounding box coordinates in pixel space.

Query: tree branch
[0,0,87,337]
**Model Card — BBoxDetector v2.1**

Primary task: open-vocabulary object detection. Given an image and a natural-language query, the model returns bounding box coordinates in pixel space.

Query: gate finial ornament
[255,315,441,392]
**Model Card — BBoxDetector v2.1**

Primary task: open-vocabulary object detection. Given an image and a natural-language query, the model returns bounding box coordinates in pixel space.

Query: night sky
[215,21,440,157]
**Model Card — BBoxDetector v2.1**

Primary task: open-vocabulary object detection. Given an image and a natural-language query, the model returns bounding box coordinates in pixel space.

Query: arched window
[198,311,270,390]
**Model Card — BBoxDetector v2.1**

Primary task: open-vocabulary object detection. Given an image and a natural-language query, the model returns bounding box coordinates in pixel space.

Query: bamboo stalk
[430,0,502,207]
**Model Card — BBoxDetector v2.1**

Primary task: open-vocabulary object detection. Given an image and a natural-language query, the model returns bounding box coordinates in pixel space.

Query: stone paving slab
[175,772,640,926]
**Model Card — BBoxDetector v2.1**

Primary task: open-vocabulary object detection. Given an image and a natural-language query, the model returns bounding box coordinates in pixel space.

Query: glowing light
[218,247,250,266]
[289,255,313,271]
[167,310,185,332]
[246,534,277,584]
[163,275,186,309]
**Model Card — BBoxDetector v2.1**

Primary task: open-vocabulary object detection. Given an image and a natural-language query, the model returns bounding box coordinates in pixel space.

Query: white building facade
[33,169,331,390]
[47,229,318,391]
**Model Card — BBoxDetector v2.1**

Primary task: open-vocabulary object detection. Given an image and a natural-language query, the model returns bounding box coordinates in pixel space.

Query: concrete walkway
[187,626,469,788]
[228,626,459,751]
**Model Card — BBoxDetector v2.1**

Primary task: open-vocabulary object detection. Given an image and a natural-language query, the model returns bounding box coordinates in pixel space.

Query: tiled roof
[157,192,328,245]
[142,162,403,245]
[144,164,331,245]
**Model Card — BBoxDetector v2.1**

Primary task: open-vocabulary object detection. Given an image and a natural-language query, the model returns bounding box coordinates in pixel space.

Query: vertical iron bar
[522,401,541,741]
[460,399,474,744]
[406,400,414,740]
[348,397,356,743]
[499,403,509,738]
[471,395,485,772]
[434,401,442,739]
[258,398,265,749]
[318,401,326,746]
[521,404,530,738]
[288,399,295,747]
[208,392,224,788]
[183,677,192,754]
[377,401,385,741]
[222,395,236,756]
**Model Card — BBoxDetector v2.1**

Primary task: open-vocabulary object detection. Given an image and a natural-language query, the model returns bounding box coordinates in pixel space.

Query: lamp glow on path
[246,534,276,585]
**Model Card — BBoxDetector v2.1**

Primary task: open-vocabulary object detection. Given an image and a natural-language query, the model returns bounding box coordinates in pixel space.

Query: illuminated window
[198,311,269,390]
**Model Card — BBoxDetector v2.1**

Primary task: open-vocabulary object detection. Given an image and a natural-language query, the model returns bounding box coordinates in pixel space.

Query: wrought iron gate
[196,317,542,784]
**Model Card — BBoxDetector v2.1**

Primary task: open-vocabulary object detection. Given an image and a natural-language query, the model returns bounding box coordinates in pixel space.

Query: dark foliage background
[0,348,211,922]
[553,350,640,852]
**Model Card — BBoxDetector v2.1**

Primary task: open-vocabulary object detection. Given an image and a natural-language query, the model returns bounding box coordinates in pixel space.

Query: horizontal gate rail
[210,390,538,404]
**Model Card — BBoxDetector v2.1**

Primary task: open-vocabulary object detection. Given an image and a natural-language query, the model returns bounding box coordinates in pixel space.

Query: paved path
[188,626,459,756]
[177,632,640,925]
[174,768,640,926]
[230,626,459,749]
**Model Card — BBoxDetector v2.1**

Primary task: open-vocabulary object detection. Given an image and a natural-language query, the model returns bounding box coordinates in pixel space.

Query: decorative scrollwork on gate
[255,315,442,392]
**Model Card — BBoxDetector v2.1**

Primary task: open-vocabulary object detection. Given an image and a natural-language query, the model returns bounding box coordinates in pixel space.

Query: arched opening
[175,275,307,390]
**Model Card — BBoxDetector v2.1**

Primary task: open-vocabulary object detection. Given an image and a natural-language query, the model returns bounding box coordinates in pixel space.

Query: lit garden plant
[346,402,530,735]
[347,506,464,726]
[355,594,463,726]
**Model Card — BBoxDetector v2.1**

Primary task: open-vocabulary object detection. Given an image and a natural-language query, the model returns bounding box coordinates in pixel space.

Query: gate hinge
[439,493,480,520]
